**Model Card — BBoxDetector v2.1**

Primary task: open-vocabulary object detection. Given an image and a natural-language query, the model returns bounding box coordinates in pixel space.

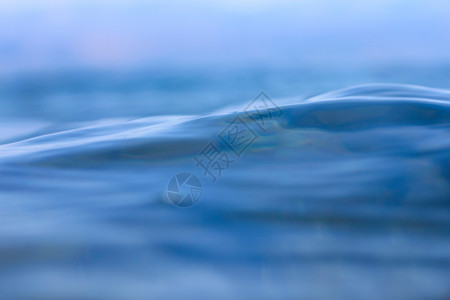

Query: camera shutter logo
[166,173,202,207]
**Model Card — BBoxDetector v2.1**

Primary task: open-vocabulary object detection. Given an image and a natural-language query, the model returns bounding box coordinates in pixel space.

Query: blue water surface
[0,68,449,300]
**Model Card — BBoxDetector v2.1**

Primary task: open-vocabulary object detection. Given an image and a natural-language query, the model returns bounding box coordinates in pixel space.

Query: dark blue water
[0,70,449,299]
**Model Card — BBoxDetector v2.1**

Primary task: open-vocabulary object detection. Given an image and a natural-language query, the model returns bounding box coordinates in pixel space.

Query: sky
[0,0,449,72]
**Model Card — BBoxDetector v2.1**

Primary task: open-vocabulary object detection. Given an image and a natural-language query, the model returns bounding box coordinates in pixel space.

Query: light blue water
[0,70,449,299]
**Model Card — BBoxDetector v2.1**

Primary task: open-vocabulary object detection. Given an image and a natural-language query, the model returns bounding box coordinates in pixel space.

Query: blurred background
[0,0,449,122]
[1,1,450,300]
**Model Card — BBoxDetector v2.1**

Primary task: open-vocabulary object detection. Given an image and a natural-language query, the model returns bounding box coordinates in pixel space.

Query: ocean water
[0,70,449,300]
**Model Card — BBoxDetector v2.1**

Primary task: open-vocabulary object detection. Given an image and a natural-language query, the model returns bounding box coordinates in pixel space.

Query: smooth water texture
[0,82,449,300]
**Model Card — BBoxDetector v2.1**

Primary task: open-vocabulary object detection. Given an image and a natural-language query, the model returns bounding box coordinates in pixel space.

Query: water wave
[1,84,449,164]
[0,84,449,300]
